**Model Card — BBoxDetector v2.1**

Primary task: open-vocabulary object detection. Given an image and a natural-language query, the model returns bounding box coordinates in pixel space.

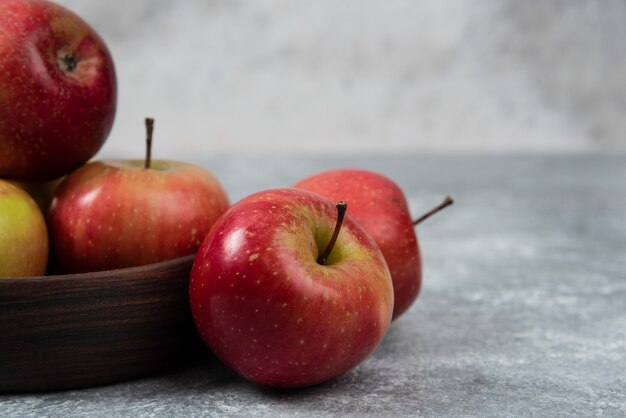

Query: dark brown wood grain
[0,255,205,393]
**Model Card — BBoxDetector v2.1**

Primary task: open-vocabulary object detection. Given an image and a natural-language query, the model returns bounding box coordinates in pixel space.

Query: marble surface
[54,1,626,157]
[1,155,625,417]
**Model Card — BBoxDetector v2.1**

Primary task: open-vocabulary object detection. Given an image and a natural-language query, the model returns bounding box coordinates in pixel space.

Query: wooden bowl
[0,255,205,393]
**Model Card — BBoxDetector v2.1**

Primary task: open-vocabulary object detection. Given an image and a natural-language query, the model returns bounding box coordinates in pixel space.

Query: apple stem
[144,117,154,169]
[413,196,454,226]
[317,201,348,265]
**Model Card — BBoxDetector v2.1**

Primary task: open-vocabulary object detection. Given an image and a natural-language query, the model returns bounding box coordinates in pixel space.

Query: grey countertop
[2,155,625,417]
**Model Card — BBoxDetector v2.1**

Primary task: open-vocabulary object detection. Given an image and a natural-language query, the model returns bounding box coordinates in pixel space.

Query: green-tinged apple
[294,170,453,320]
[189,188,394,388]
[48,119,229,274]
[0,0,116,181]
[0,180,48,277]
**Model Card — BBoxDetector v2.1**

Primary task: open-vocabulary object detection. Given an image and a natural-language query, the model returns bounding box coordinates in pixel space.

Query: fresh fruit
[9,177,64,213]
[48,119,229,273]
[294,169,453,320]
[0,0,117,181]
[0,180,48,277]
[189,188,394,388]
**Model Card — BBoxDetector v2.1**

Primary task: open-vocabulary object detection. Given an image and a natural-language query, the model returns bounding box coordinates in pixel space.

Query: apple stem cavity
[144,117,155,169]
[317,201,348,266]
[413,196,454,226]
[58,53,77,73]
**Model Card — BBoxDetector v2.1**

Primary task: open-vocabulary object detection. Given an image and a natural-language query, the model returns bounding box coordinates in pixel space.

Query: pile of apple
[0,0,453,389]
[0,0,230,276]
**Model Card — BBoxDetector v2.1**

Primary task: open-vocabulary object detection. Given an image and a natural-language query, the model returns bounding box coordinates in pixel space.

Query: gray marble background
[55,0,626,161]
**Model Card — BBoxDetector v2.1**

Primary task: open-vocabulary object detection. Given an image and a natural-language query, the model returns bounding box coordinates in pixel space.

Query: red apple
[0,0,116,181]
[0,179,48,277]
[294,169,452,320]
[189,188,394,388]
[48,119,229,274]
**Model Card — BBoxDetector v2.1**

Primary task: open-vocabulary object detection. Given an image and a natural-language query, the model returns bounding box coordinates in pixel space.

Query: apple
[294,169,453,320]
[189,188,394,388]
[0,180,48,277]
[48,119,230,274]
[0,0,116,181]
[8,177,64,213]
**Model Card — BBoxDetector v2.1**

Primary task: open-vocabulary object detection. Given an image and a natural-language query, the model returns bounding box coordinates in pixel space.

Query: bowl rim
[0,254,196,284]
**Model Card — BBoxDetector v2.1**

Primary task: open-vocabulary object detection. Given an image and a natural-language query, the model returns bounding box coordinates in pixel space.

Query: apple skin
[189,188,394,388]
[0,0,116,181]
[294,169,420,320]
[8,177,64,213]
[48,160,229,274]
[0,180,48,277]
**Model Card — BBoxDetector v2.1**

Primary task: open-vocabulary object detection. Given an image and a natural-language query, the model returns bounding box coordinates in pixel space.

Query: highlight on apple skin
[0,0,117,182]
[189,188,394,388]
